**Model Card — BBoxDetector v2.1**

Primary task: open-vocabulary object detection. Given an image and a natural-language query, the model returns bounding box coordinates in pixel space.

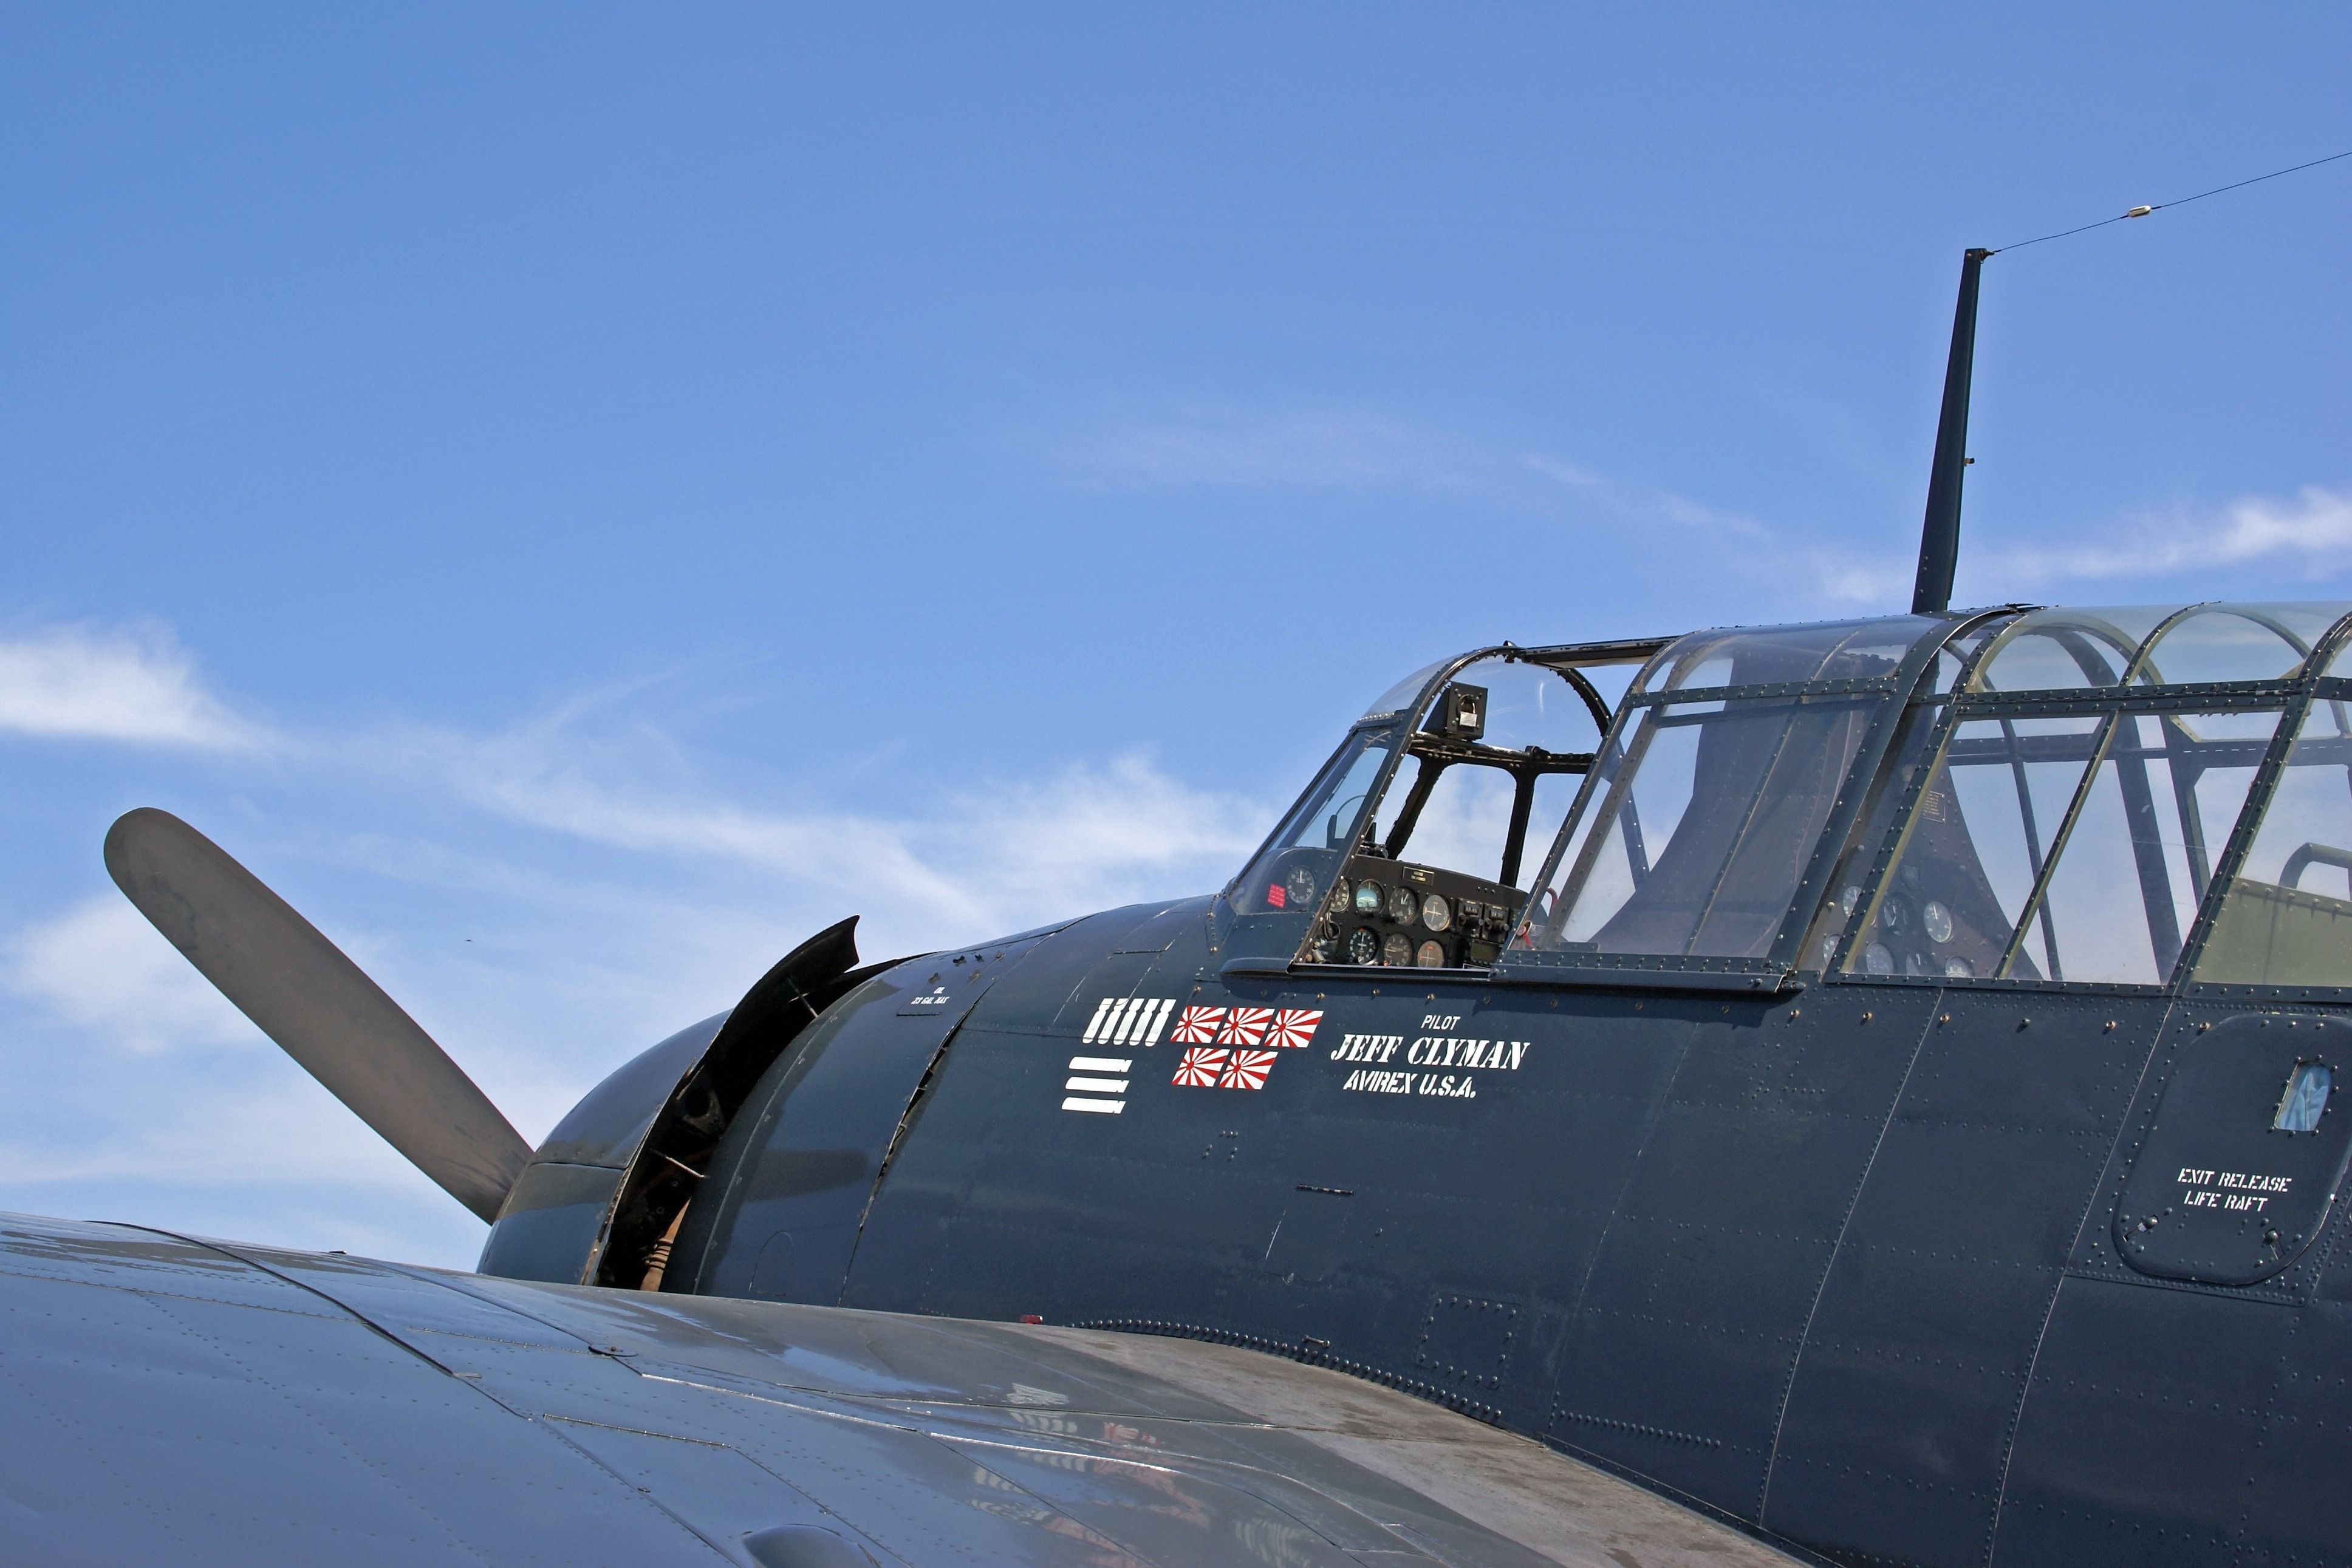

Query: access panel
[674,938,1042,1304]
[2115,1012,2352,1286]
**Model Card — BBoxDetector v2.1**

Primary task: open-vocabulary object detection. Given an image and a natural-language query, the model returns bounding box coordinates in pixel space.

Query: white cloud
[1988,486,2352,587]
[2,896,261,1055]
[397,717,1268,943]
[1065,409,1774,559]
[0,624,264,749]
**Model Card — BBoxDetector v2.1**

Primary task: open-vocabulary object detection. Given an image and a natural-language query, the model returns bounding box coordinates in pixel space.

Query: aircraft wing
[0,1212,1790,1567]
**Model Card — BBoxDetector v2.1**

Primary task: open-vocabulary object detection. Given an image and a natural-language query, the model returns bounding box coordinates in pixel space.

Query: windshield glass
[1228,727,1396,916]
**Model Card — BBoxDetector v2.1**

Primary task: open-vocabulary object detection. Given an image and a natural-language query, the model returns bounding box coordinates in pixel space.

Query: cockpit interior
[1225,602,2352,998]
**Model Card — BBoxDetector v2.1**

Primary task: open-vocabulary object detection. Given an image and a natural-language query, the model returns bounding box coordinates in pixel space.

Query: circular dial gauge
[1944,955,1975,979]
[1921,899,1954,944]
[1415,939,1446,968]
[1285,865,1318,910]
[1346,927,1381,965]
[1353,879,1384,916]
[1387,885,1420,925]
[1420,893,1452,932]
[1862,942,1895,975]
[1381,932,1413,966]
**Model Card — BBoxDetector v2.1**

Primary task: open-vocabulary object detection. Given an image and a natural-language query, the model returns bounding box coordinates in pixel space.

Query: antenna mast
[1910,247,1990,616]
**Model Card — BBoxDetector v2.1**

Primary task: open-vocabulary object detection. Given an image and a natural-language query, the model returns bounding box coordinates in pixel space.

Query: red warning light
[1266,882,1287,908]
[1018,1314,1044,1324]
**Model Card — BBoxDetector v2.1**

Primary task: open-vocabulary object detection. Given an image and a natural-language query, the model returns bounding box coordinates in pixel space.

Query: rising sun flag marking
[1217,1049,1279,1091]
[1171,1006,1225,1045]
[1266,1009,1322,1049]
[1217,1007,1273,1047]
[1172,1048,1226,1088]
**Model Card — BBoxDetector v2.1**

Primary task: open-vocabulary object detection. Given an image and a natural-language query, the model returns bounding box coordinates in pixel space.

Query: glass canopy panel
[1228,726,1397,916]
[1533,695,1879,960]
[1970,603,2352,694]
[1848,709,2278,984]
[1632,615,1946,697]
[1375,654,1611,889]
[1359,659,1452,721]
[2197,694,2352,986]
[1971,607,2178,693]
[1846,717,2099,980]
[2139,604,2348,686]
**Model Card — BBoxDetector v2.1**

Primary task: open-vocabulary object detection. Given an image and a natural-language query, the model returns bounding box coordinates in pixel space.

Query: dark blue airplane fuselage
[483,604,2352,1568]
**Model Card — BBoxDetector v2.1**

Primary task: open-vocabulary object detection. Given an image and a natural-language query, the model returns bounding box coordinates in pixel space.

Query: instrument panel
[1303,853,1522,970]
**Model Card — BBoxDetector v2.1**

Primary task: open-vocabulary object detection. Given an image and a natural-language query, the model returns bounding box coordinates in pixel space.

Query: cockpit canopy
[1232,603,2352,995]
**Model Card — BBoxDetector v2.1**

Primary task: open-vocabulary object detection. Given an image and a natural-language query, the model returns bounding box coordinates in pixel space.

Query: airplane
[19,242,2352,1568]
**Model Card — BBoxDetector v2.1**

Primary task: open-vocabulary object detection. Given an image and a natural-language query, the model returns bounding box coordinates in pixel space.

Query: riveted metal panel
[1759,990,2163,1566]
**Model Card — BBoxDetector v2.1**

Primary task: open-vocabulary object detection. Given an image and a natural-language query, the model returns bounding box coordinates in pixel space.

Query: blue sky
[3,5,2347,1268]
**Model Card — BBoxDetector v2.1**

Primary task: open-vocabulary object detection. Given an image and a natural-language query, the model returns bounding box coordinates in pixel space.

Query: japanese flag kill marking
[1171,1006,1224,1045]
[1172,1048,1226,1088]
[1267,1009,1322,1049]
[1218,1050,1279,1091]
[1217,1008,1273,1048]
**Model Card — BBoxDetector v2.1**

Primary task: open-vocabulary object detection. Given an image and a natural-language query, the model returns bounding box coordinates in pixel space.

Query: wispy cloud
[0,633,1276,1264]
[1063,411,2352,613]
[1067,409,1489,491]
[1987,486,2352,588]
[1064,407,1772,550]
[2,896,261,1055]
[0,624,267,749]
[394,718,1265,943]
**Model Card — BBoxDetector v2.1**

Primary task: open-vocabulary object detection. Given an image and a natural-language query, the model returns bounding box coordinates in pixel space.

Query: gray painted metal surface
[103,808,531,1220]
[0,1212,1793,1567]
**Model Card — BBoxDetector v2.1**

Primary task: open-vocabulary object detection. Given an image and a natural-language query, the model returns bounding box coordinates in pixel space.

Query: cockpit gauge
[1353,879,1384,916]
[1381,932,1412,966]
[1921,899,1954,944]
[1386,885,1419,925]
[1415,939,1446,967]
[1420,893,1451,933]
[1346,927,1381,966]
[1285,865,1319,910]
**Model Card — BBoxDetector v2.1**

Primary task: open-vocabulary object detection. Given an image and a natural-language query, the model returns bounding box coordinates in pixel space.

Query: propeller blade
[103,808,531,1222]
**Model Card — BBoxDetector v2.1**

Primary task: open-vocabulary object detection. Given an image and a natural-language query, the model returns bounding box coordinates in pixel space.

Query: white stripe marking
[1112,997,1147,1045]
[1062,1097,1126,1114]
[1081,997,1117,1045]
[1065,1076,1130,1094]
[1140,997,1175,1046]
[1067,1056,1132,1073]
